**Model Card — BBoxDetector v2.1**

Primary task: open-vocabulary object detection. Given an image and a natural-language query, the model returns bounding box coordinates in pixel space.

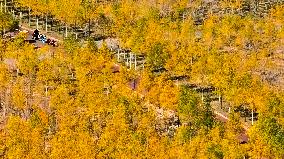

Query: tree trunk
[1,26,3,38]
[36,16,39,29]
[74,21,77,39]
[3,98,6,119]
[50,17,53,31]
[117,49,120,61]
[4,0,6,13]
[219,94,223,109]
[1,91,5,119]
[244,105,247,122]
[28,7,31,27]
[129,53,132,69]
[201,89,204,102]
[135,54,137,70]
[4,86,11,120]
[88,18,91,37]
[19,12,22,25]
[45,86,48,108]
[65,23,68,37]
[45,15,48,32]
[45,86,48,97]
[251,107,254,125]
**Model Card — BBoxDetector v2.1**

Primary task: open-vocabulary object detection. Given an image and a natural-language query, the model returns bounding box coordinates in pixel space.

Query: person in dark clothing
[32,29,39,40]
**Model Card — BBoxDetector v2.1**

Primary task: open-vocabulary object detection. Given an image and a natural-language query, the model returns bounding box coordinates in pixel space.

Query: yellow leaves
[159,81,179,110]
[0,63,10,88]
[145,20,163,46]
[137,70,153,96]
[180,19,195,42]
[50,85,74,114]
[145,75,179,110]
[219,0,242,9]
[165,49,191,76]
[50,128,95,159]
[101,4,112,18]
[4,116,46,158]
[37,60,54,79]
[202,15,218,46]
[270,5,284,22]
[38,110,49,126]
[2,1,284,158]
[49,0,81,24]
[16,45,39,75]
[0,12,14,32]
[11,80,27,110]
[5,116,31,158]
[247,125,271,159]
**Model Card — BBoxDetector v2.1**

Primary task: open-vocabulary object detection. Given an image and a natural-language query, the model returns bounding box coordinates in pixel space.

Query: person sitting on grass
[39,34,47,43]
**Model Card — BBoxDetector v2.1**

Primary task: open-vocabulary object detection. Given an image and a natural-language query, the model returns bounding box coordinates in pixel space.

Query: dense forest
[0,0,284,158]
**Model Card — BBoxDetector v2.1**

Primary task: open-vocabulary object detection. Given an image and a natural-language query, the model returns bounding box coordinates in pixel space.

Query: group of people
[32,29,58,47]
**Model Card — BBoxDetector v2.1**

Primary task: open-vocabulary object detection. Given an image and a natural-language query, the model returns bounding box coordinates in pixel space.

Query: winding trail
[16,23,250,143]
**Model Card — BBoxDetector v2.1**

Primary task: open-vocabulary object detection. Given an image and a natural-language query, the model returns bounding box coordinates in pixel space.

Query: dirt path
[19,24,250,143]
